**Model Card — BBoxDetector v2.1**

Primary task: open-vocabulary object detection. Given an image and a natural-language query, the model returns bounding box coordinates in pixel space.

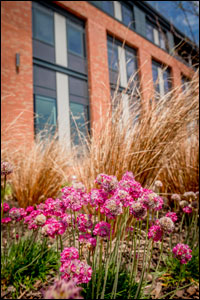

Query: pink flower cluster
[165,212,178,222]
[79,233,96,248]
[44,279,83,299]
[141,189,163,211]
[41,218,65,238]
[9,207,26,221]
[100,197,123,219]
[93,221,111,238]
[183,206,193,214]
[61,186,89,211]
[1,202,10,213]
[77,214,93,232]
[95,174,118,193]
[172,243,192,264]
[148,225,163,242]
[60,247,92,284]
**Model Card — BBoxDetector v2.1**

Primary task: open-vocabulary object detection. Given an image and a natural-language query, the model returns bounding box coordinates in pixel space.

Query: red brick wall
[1,1,34,149]
[1,1,195,148]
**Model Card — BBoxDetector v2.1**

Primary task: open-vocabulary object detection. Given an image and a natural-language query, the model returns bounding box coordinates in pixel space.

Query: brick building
[1,1,198,148]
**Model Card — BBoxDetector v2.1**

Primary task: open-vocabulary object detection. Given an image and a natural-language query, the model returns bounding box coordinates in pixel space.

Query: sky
[146,1,199,46]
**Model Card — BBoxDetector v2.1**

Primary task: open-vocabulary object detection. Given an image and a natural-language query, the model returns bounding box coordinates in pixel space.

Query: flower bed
[1,163,199,299]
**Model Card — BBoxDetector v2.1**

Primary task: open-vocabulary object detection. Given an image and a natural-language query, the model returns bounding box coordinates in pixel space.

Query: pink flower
[61,187,84,211]
[89,189,108,207]
[100,197,123,219]
[44,279,83,299]
[93,221,111,238]
[122,171,135,181]
[60,213,75,228]
[148,225,163,242]
[130,201,147,220]
[183,206,193,214]
[79,234,96,247]
[141,190,163,211]
[118,179,143,199]
[44,198,65,217]
[165,212,178,222]
[1,217,12,223]
[26,206,35,214]
[60,247,79,263]
[95,174,118,193]
[172,243,192,264]
[1,161,13,175]
[77,214,93,232]
[158,217,175,233]
[1,202,10,213]
[60,259,92,284]
[41,218,65,238]
[113,188,133,207]
[9,207,27,221]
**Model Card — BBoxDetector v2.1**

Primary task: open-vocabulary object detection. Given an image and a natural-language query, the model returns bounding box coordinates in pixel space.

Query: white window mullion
[113,1,122,21]
[118,46,127,88]
[158,67,165,97]
[54,12,68,67]
[56,73,71,148]
[153,28,159,46]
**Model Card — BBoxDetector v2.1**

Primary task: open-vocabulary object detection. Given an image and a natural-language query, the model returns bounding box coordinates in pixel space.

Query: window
[70,102,89,145]
[67,22,84,57]
[125,48,138,81]
[121,3,134,29]
[107,39,119,71]
[146,20,167,51]
[34,95,57,137]
[146,22,154,42]
[32,2,90,146]
[181,75,190,91]
[152,60,171,98]
[32,6,54,45]
[90,1,114,16]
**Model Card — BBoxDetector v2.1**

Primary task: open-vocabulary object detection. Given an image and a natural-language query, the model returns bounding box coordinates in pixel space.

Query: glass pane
[35,95,56,125]
[159,32,166,50]
[126,51,137,80]
[122,5,133,28]
[33,9,54,45]
[163,69,171,93]
[67,24,83,56]
[152,64,160,93]
[102,1,114,15]
[107,40,118,71]
[146,23,154,42]
[70,102,88,145]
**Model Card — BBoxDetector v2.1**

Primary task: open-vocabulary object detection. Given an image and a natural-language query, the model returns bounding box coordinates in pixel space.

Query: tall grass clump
[160,136,199,195]
[1,130,73,208]
[71,70,199,191]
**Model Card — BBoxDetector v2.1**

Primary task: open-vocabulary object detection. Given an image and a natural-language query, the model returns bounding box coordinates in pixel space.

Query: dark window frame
[32,5,55,46]
[33,93,58,139]
[121,2,135,29]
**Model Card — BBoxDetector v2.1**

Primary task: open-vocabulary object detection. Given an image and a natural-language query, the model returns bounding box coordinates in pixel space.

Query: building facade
[1,1,198,148]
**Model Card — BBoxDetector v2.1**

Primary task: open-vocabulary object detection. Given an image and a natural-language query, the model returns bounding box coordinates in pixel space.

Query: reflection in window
[121,4,134,29]
[70,102,89,145]
[33,9,54,45]
[152,61,171,97]
[90,1,114,16]
[146,22,154,42]
[67,24,83,56]
[107,40,119,71]
[125,50,137,80]
[35,95,57,136]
